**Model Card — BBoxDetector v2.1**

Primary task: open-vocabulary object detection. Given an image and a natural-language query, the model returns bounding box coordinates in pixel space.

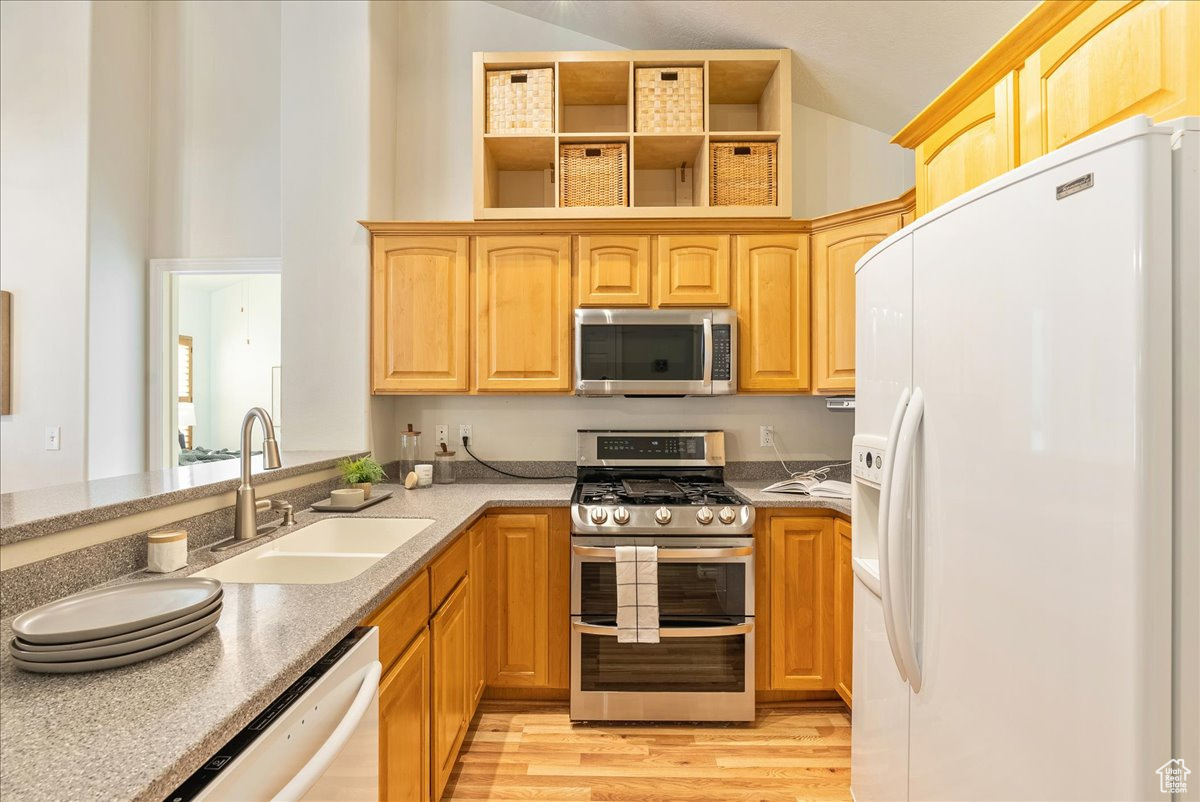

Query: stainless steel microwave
[573,309,736,396]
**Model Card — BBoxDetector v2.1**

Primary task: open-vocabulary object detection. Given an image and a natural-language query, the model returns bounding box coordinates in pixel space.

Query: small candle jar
[414,463,433,488]
[147,530,188,573]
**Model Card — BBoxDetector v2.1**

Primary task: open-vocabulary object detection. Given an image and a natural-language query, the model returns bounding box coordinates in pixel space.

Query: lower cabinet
[833,519,853,706]
[431,580,472,800]
[468,522,486,707]
[768,514,835,690]
[379,628,430,802]
[485,510,570,691]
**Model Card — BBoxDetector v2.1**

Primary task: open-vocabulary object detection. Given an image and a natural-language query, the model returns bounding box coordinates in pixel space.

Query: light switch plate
[45,426,61,451]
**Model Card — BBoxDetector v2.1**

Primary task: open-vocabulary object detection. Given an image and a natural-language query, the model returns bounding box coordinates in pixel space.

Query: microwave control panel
[711,325,731,381]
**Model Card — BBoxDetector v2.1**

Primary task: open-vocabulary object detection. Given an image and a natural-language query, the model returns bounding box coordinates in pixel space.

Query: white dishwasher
[167,627,381,802]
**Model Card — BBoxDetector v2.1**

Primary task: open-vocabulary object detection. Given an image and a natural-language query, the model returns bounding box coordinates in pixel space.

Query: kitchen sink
[195,517,434,585]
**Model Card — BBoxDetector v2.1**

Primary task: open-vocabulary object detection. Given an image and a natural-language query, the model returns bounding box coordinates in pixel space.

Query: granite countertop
[0,451,366,546]
[0,480,847,802]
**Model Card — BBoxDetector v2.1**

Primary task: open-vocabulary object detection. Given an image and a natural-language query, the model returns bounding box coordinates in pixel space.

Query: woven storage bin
[486,68,554,133]
[560,143,628,207]
[710,141,778,206]
[635,67,703,132]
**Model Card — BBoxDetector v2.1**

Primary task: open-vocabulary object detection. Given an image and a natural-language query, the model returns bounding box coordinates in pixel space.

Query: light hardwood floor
[441,701,852,801]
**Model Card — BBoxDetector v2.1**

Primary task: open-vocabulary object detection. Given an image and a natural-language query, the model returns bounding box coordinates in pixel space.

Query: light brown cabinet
[833,518,853,706]
[897,0,1200,217]
[475,236,573,392]
[469,522,486,708]
[370,236,470,393]
[431,579,471,801]
[655,235,731,306]
[379,628,430,802]
[768,513,835,691]
[811,215,901,394]
[485,510,570,690]
[913,76,1015,218]
[735,234,810,392]
[576,235,651,307]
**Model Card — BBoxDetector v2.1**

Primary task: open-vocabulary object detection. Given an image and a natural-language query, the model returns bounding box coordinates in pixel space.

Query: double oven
[568,430,755,722]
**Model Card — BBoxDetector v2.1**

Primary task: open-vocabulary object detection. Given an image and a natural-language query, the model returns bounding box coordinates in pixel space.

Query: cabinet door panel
[432,580,470,801]
[379,628,430,802]
[577,235,651,307]
[372,236,470,393]
[769,515,834,690]
[834,519,853,706]
[475,236,572,392]
[487,513,550,686]
[736,234,810,392]
[655,235,731,306]
[914,76,1016,217]
[1020,0,1200,162]
[811,215,900,394]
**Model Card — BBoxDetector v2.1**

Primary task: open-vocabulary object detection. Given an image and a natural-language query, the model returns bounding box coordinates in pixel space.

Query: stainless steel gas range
[569,430,755,722]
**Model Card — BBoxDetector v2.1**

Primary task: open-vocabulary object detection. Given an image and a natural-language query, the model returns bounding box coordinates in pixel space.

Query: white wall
[176,281,213,447]
[0,1,93,494]
[391,395,852,462]
[209,275,280,451]
[150,0,280,259]
[792,102,915,218]
[280,0,398,458]
[86,0,151,481]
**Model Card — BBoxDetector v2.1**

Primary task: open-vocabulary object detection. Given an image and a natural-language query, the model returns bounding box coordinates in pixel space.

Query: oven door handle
[572,621,753,638]
[571,545,753,561]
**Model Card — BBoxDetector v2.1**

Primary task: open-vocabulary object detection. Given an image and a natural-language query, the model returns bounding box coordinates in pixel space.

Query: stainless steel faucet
[229,407,282,540]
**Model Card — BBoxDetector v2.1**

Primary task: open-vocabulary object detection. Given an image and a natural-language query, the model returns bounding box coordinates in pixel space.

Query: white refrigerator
[851,115,1198,802]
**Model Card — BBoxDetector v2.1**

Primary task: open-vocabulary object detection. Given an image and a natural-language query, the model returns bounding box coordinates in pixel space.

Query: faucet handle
[255,498,272,513]
[270,499,296,526]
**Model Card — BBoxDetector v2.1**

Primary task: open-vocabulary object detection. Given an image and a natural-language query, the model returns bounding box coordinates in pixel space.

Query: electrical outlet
[459,424,472,445]
[45,426,61,451]
[759,425,774,448]
[434,424,448,446]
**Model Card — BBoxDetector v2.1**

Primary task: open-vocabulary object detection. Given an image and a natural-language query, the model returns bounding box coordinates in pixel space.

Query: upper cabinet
[473,50,793,219]
[913,76,1016,218]
[576,235,651,307]
[475,235,573,392]
[1018,0,1200,162]
[811,214,901,394]
[656,235,731,306]
[895,0,1200,217]
[370,236,470,393]
[735,234,810,392]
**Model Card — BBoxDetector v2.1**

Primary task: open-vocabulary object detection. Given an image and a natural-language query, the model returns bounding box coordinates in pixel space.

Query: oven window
[579,324,703,381]
[579,562,747,618]
[579,632,746,693]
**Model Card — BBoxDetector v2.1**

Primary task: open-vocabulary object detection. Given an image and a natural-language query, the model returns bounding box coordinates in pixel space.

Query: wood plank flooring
[441,701,852,802]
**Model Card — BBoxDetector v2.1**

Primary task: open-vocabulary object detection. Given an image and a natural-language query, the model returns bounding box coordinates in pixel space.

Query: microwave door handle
[702,316,713,389]
[573,621,753,638]
[572,545,753,560]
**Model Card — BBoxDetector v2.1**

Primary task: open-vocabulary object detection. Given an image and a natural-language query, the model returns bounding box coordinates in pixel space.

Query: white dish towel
[615,545,659,643]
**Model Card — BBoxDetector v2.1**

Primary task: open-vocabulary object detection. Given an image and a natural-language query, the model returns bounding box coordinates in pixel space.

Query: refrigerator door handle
[878,387,911,683]
[887,386,925,693]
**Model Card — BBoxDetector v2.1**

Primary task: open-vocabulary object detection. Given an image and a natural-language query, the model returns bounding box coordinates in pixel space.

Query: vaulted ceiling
[487,0,1036,134]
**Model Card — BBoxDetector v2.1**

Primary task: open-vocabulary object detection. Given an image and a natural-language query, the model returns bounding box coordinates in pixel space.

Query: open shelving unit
[473,49,792,219]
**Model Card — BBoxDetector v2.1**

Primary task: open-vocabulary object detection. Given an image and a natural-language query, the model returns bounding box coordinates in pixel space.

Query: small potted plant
[338,456,387,499]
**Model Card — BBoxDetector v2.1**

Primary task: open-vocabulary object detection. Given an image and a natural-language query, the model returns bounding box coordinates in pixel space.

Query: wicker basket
[486,68,554,133]
[560,143,628,207]
[709,141,778,206]
[635,67,703,133]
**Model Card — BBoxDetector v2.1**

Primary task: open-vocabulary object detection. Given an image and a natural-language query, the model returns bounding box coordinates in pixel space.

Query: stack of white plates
[9,577,222,674]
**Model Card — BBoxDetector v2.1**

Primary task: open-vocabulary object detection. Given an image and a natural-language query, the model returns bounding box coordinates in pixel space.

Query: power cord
[770,432,849,485]
[461,437,576,481]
